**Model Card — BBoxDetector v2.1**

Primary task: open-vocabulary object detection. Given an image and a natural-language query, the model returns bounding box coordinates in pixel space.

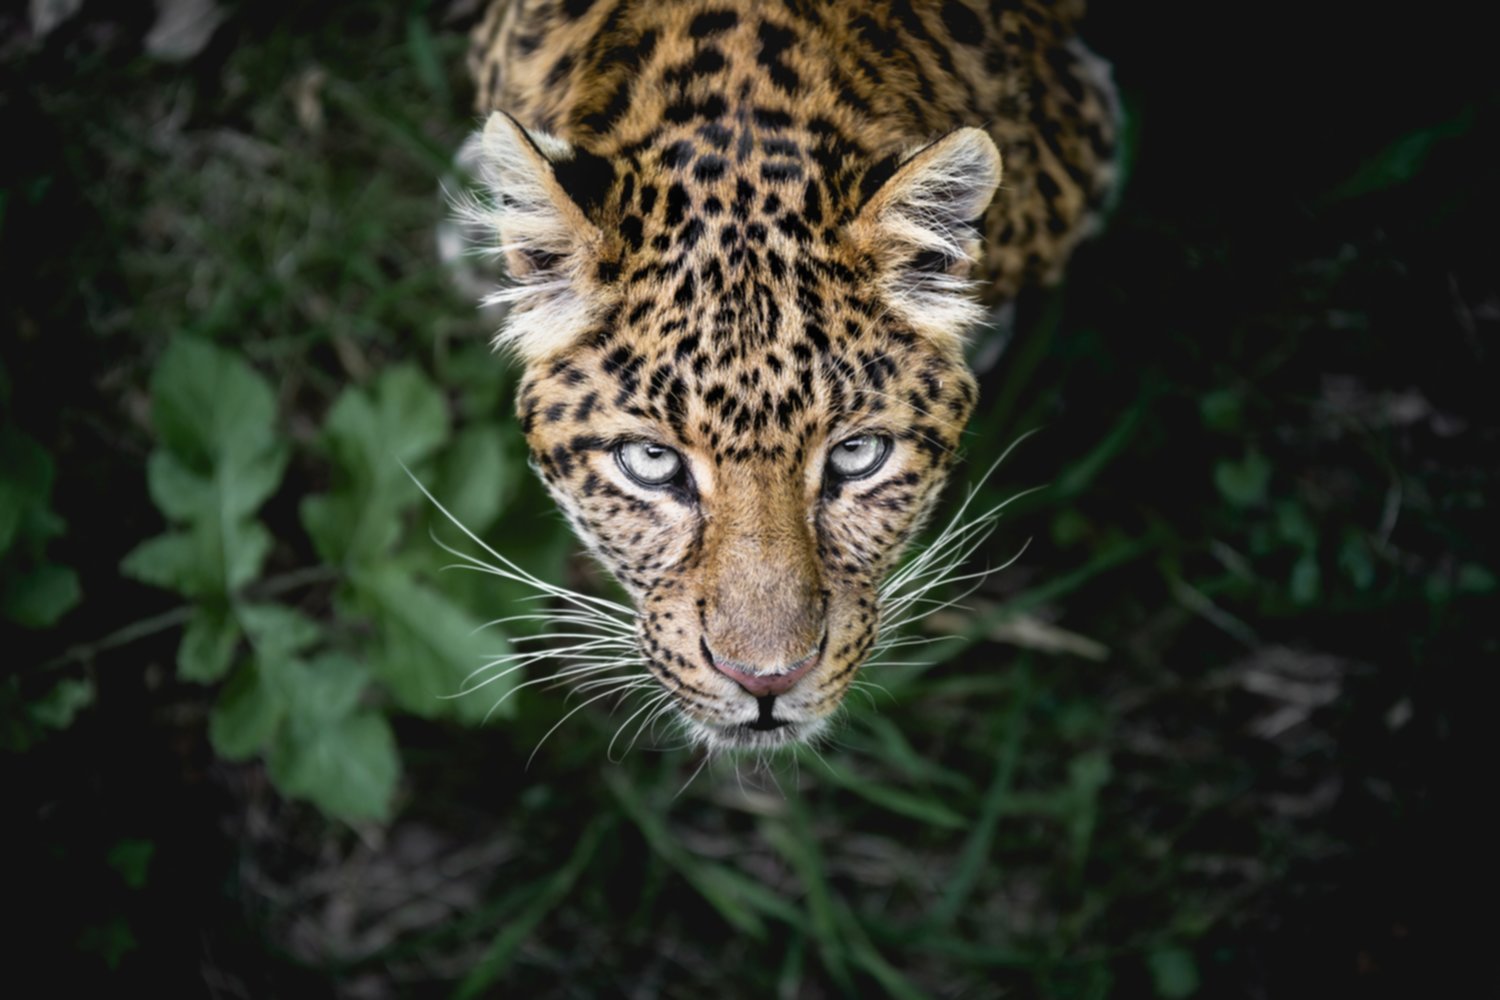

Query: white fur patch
[855,128,1003,350]
[453,112,608,363]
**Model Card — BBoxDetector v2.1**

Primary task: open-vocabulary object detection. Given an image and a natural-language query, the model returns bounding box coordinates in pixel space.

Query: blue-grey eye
[828,434,891,479]
[617,441,682,486]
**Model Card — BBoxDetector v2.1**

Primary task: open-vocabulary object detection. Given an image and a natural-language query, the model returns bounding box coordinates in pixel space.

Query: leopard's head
[463,110,1000,750]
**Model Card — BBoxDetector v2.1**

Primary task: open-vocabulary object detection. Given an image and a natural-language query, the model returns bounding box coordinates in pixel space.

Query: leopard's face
[465,109,998,749]
[518,284,976,748]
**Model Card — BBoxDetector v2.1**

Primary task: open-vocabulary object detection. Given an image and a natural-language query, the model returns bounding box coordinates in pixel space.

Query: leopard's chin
[690,716,828,752]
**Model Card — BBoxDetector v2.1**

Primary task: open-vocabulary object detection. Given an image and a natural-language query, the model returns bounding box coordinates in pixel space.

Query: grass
[3,1,1496,997]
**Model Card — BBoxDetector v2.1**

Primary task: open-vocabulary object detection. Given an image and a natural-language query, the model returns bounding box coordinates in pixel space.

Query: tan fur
[462,0,1118,748]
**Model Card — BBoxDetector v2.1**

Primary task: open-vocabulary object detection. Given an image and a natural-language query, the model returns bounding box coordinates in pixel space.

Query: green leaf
[107,839,155,890]
[122,513,273,599]
[434,423,513,535]
[282,653,370,727]
[1339,531,1376,591]
[151,337,280,470]
[145,451,213,522]
[300,490,401,566]
[30,678,94,730]
[1290,552,1321,606]
[1457,562,1498,596]
[120,531,202,592]
[300,366,449,567]
[77,916,137,969]
[2,561,80,627]
[222,519,274,592]
[355,568,513,723]
[268,711,400,823]
[1148,946,1201,999]
[148,446,287,524]
[322,364,449,485]
[0,427,54,553]
[1199,389,1241,433]
[135,339,286,599]
[209,660,286,761]
[178,606,241,683]
[238,603,322,660]
[1326,107,1474,203]
[1213,449,1270,508]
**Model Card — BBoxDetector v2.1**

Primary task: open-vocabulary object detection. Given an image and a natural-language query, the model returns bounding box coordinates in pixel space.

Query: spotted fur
[461,0,1117,749]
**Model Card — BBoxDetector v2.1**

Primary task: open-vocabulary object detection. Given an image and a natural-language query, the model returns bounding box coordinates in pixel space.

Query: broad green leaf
[123,506,272,598]
[1457,562,1498,595]
[1339,531,1376,591]
[300,490,401,566]
[77,916,137,970]
[2,561,80,627]
[0,427,53,553]
[268,711,399,823]
[1148,947,1201,999]
[238,603,321,660]
[146,450,213,522]
[120,531,203,593]
[322,364,449,486]
[223,518,274,593]
[1199,389,1241,432]
[1274,501,1317,552]
[107,839,155,890]
[29,678,94,730]
[355,568,513,723]
[178,605,240,682]
[301,366,448,567]
[1290,552,1321,606]
[1326,106,1474,203]
[209,660,286,761]
[147,447,287,524]
[434,423,513,536]
[282,653,370,727]
[151,337,280,470]
[1213,449,1270,508]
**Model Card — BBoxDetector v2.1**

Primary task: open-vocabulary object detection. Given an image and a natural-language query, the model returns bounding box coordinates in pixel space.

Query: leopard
[458,0,1118,752]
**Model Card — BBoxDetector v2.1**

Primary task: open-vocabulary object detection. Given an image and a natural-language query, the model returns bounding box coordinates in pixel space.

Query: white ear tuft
[850,128,1002,349]
[454,112,614,363]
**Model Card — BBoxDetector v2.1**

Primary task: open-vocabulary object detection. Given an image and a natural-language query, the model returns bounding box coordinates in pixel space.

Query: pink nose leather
[712,653,819,697]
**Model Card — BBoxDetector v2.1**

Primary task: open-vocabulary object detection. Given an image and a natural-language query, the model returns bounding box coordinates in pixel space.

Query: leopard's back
[470,0,1118,301]
[456,0,1119,749]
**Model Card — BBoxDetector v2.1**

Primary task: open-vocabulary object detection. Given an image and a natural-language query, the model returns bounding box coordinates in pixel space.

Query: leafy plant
[118,339,520,822]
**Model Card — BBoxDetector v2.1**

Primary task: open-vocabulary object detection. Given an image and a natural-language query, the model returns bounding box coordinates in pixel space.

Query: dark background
[3,1,1493,996]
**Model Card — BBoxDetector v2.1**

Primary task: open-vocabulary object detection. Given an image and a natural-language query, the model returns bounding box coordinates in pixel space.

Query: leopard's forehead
[528,120,971,461]
[525,288,973,466]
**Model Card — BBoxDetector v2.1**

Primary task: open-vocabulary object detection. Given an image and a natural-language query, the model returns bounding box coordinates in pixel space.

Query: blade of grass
[813,758,968,830]
[452,816,610,999]
[834,898,928,1000]
[763,800,853,992]
[926,661,1031,928]
[604,768,767,938]
[851,714,976,794]
[899,531,1161,671]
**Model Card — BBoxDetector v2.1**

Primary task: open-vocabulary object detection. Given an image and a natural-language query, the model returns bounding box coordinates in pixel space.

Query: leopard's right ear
[460,111,620,362]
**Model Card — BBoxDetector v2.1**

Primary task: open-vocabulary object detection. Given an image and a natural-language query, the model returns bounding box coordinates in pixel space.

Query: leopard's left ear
[849,127,1002,349]
[462,111,619,362]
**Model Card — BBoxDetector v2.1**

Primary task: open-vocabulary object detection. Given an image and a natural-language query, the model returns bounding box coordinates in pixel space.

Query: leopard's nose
[702,640,820,697]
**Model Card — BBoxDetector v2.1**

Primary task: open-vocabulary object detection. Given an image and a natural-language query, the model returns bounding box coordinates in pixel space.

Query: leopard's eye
[617,441,683,486]
[827,434,891,480]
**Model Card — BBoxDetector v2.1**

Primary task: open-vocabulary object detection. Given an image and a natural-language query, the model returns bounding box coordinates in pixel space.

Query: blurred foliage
[3,1,1496,998]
